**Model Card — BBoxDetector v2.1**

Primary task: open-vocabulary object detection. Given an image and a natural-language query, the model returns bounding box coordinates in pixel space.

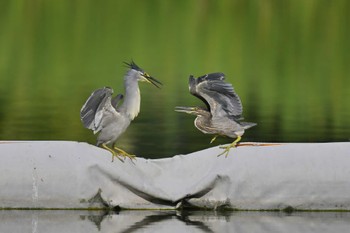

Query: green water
[0,0,349,158]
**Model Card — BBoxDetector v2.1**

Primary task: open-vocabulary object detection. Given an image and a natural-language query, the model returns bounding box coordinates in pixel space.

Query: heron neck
[194,114,212,132]
[120,77,141,120]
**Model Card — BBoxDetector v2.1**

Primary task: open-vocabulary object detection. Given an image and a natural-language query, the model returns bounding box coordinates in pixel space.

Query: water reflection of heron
[89,211,215,233]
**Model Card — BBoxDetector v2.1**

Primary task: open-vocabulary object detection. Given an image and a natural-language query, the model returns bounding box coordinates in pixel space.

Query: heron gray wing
[111,94,124,110]
[190,73,243,118]
[207,79,243,117]
[80,87,118,131]
[197,72,225,82]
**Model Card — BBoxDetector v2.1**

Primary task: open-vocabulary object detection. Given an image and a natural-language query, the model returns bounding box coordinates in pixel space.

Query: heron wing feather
[206,80,243,117]
[80,87,120,132]
[193,73,243,118]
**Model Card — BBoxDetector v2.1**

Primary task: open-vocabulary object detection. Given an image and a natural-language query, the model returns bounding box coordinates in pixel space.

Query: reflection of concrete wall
[0,141,350,210]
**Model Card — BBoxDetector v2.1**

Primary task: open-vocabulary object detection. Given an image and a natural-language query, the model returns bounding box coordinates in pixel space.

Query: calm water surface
[0,1,349,158]
[1,210,349,233]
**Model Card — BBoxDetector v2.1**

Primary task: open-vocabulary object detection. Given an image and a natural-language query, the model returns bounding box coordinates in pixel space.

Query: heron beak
[175,106,197,115]
[142,73,162,88]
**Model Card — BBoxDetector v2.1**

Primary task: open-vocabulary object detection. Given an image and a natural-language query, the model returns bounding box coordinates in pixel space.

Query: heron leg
[101,144,124,162]
[210,135,219,144]
[113,146,137,161]
[218,136,242,157]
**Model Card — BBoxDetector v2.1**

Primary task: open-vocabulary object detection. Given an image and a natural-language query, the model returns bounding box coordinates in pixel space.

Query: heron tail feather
[240,122,257,129]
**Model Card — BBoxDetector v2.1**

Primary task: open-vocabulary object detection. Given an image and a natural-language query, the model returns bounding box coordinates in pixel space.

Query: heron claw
[101,143,125,162]
[113,147,137,161]
[217,144,236,157]
[121,153,137,160]
[217,136,241,157]
[111,153,125,162]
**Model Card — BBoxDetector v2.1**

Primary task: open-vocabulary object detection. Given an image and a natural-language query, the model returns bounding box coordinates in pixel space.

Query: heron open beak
[142,73,162,88]
[175,106,197,115]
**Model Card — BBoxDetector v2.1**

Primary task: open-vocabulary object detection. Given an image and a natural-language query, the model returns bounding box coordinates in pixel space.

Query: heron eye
[143,72,150,77]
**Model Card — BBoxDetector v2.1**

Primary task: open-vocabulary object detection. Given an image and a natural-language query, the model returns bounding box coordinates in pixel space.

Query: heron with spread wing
[80,61,162,161]
[175,73,256,157]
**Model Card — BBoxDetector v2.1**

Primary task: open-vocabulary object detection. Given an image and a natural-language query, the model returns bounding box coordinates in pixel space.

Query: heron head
[124,61,162,88]
[175,106,209,117]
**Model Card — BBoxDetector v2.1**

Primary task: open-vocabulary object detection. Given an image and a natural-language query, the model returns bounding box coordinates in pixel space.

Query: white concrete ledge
[0,141,349,210]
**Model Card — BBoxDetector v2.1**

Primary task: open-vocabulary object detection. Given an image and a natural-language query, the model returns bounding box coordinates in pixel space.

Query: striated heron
[175,72,256,157]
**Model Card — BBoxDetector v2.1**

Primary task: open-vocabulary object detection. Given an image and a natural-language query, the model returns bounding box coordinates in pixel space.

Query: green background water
[0,0,349,158]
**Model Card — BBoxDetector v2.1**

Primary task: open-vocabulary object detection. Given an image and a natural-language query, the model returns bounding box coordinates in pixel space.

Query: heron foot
[101,144,124,162]
[217,136,241,157]
[111,153,125,162]
[113,147,137,161]
[217,144,235,157]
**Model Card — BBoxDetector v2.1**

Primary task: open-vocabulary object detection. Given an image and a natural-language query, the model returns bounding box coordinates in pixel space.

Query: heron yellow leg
[101,144,124,162]
[113,146,136,161]
[210,135,219,144]
[218,136,242,157]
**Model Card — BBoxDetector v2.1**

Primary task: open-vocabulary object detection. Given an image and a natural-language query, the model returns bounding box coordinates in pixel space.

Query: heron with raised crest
[80,61,162,161]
